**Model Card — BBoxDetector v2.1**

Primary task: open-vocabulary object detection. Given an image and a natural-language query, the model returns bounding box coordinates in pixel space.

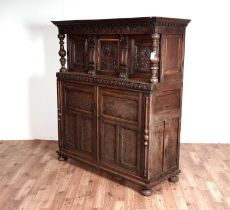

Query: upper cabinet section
[52,17,190,83]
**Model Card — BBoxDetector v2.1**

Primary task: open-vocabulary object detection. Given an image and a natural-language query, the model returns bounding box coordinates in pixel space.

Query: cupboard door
[99,88,141,175]
[62,82,96,160]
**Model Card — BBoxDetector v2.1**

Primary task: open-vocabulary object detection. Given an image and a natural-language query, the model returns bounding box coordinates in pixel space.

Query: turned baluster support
[150,33,160,83]
[58,33,67,72]
[168,175,179,183]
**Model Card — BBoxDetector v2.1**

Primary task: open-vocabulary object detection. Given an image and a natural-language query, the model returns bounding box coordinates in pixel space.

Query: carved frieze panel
[134,44,151,73]
[57,72,153,91]
[98,40,119,73]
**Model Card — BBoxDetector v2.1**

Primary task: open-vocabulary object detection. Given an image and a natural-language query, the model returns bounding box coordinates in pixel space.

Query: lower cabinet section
[57,80,181,196]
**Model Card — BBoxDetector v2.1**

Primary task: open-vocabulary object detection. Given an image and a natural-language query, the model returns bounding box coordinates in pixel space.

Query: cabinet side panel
[161,34,184,82]
[149,121,164,177]
[149,87,181,180]
[163,117,180,171]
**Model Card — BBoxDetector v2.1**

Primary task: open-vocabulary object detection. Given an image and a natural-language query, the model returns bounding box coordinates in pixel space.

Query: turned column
[140,95,153,196]
[150,33,160,83]
[58,33,67,72]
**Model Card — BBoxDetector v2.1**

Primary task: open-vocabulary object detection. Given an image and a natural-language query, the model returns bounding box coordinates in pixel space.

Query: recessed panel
[102,95,138,122]
[98,40,119,72]
[64,112,77,151]
[73,42,86,66]
[164,35,182,73]
[68,35,87,71]
[66,89,93,112]
[79,116,94,154]
[163,118,179,171]
[100,121,116,162]
[120,127,137,169]
[155,90,180,113]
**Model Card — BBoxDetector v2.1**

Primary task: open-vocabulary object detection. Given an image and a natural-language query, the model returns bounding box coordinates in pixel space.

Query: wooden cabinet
[52,17,190,196]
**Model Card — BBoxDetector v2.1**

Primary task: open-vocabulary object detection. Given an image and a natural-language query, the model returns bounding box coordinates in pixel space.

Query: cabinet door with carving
[99,87,142,175]
[61,82,97,160]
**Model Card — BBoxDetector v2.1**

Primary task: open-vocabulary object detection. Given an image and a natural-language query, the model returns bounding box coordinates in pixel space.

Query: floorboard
[0,140,229,210]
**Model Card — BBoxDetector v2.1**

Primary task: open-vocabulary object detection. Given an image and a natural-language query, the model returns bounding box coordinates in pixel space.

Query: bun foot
[168,175,179,183]
[140,188,152,196]
[58,154,68,161]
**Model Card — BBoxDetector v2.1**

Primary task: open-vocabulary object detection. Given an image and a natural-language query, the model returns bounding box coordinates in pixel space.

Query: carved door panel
[96,35,129,78]
[67,35,88,72]
[62,82,96,160]
[99,88,141,175]
[131,35,152,80]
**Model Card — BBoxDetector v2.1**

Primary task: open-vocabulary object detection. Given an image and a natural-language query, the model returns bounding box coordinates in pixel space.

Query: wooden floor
[0,141,229,210]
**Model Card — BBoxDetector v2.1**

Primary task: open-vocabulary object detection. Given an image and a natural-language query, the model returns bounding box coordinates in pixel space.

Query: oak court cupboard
[52,16,190,196]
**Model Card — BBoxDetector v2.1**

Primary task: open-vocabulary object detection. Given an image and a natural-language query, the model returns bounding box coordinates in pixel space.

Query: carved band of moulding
[61,22,148,34]
[143,96,149,178]
[87,35,97,76]
[119,35,128,79]
[58,33,67,72]
[57,73,153,91]
[150,33,160,83]
[58,21,188,35]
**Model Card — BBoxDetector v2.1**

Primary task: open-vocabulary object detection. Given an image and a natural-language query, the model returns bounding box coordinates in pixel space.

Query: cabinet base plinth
[58,153,68,161]
[139,188,153,196]
[168,175,179,183]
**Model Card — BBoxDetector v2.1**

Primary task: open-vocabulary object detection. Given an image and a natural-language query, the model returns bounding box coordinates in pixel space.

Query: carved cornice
[52,17,190,34]
[57,73,153,91]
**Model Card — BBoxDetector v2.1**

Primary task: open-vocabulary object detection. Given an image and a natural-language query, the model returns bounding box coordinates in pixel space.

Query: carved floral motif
[135,46,151,72]
[99,41,118,72]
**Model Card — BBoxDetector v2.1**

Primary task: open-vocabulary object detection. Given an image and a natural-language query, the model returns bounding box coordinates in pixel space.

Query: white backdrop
[0,0,230,143]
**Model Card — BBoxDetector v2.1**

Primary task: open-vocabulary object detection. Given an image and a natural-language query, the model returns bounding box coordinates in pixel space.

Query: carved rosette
[87,35,97,75]
[150,33,160,83]
[58,33,67,72]
[143,95,149,178]
[135,46,151,72]
[119,35,128,79]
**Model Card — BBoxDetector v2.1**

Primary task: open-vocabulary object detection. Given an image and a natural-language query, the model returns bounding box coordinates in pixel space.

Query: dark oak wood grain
[52,16,190,196]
